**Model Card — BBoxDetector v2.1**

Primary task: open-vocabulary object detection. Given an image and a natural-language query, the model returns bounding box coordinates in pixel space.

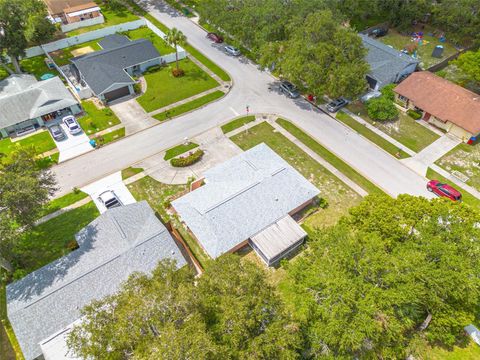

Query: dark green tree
[365,95,398,121]
[282,195,480,358]
[452,49,480,85]
[433,0,480,45]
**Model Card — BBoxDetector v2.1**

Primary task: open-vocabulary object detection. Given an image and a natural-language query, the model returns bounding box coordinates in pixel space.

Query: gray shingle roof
[7,201,187,360]
[172,143,320,259]
[360,34,418,87]
[71,39,160,95]
[0,75,79,129]
[99,34,131,50]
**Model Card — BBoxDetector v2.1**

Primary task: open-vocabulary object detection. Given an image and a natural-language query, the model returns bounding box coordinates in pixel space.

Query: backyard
[137,59,218,112]
[66,2,139,37]
[347,102,440,152]
[378,27,459,69]
[436,142,480,192]
[49,39,102,66]
[78,100,121,134]
[0,130,56,158]
[126,27,174,55]
[230,121,362,228]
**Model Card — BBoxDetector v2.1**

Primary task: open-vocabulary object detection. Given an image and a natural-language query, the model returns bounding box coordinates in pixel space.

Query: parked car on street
[279,80,300,98]
[48,124,66,141]
[326,98,348,112]
[62,115,82,135]
[98,190,123,209]
[207,32,223,43]
[427,180,462,201]
[225,45,241,56]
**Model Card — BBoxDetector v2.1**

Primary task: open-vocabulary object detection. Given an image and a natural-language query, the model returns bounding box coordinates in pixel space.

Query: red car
[206,32,223,43]
[427,180,462,201]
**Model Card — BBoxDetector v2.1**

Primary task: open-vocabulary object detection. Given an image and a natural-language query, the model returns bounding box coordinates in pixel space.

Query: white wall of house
[60,14,105,33]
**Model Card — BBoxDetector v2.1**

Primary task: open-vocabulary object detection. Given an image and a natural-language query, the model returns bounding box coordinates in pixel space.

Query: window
[398,95,408,102]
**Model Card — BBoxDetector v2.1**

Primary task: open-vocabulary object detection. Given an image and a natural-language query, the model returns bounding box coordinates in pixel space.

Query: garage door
[104,86,130,102]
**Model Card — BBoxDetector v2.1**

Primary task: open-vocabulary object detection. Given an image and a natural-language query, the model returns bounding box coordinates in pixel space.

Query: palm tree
[165,28,186,71]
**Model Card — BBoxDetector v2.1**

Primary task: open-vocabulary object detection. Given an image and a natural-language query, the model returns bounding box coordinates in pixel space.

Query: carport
[249,215,307,266]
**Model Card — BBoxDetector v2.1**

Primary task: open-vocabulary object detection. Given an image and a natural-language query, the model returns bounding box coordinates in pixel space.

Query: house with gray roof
[7,201,187,360]
[360,34,419,90]
[70,34,161,103]
[172,143,320,266]
[0,74,81,138]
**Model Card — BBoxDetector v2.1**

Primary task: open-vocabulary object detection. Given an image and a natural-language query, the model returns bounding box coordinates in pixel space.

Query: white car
[225,45,241,56]
[98,190,123,209]
[62,115,82,135]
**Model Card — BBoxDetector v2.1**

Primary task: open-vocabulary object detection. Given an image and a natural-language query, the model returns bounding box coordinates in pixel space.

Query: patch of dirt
[70,46,94,57]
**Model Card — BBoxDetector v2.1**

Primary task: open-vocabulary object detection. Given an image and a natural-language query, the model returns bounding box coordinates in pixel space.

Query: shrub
[170,149,204,167]
[73,187,80,194]
[366,96,398,121]
[172,68,185,77]
[407,109,422,120]
[380,84,396,101]
[133,82,142,94]
[144,65,161,74]
[66,240,79,251]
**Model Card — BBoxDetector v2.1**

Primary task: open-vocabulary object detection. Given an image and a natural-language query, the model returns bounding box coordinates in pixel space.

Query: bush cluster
[172,68,185,77]
[170,149,204,167]
[407,109,422,120]
[144,65,162,74]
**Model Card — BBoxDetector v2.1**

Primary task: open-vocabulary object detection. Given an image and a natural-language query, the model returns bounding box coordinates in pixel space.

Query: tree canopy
[453,49,480,85]
[68,255,302,359]
[282,195,480,358]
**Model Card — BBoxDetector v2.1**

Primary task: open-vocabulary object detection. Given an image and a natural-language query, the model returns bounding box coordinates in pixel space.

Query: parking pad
[80,172,136,213]
[52,123,94,162]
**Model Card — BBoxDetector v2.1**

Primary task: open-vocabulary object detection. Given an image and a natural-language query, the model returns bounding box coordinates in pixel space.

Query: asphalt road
[53,0,434,199]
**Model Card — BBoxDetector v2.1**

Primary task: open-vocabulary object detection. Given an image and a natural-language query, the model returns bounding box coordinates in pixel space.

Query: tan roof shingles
[43,0,95,15]
[394,71,480,135]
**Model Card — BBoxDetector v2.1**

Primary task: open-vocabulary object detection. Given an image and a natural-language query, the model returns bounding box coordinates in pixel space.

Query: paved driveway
[110,97,157,135]
[51,0,436,200]
[80,172,136,213]
[51,123,93,163]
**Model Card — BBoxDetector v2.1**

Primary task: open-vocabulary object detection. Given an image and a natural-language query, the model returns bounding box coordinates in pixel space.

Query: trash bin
[89,139,97,148]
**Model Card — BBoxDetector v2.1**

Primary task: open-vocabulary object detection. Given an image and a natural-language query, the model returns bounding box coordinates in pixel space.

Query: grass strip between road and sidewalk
[122,166,144,180]
[164,142,199,160]
[276,119,386,196]
[221,116,256,134]
[426,168,480,210]
[335,112,410,159]
[125,0,231,82]
[154,90,225,121]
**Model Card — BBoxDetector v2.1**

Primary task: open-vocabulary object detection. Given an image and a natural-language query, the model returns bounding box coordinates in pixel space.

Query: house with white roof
[172,143,320,266]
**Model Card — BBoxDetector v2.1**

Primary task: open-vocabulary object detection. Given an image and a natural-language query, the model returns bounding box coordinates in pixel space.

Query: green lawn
[230,122,362,228]
[417,340,480,359]
[92,127,125,146]
[164,142,199,160]
[276,118,385,196]
[40,191,89,218]
[335,111,410,159]
[121,166,144,180]
[436,143,480,192]
[0,131,56,158]
[126,27,174,55]
[221,116,256,134]
[12,202,99,277]
[78,100,121,135]
[20,56,59,80]
[49,39,102,66]
[153,90,225,121]
[127,176,211,268]
[348,102,440,152]
[137,59,218,112]
[379,27,458,69]
[426,168,480,210]
[66,3,139,36]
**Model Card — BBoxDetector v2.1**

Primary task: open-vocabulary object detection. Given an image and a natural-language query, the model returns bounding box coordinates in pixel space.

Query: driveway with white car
[80,171,136,213]
[51,122,93,163]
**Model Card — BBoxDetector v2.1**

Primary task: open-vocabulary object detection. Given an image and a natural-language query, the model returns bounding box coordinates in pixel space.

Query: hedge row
[170,149,204,167]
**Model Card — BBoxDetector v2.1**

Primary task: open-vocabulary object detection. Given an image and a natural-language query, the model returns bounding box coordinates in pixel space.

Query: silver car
[62,115,82,135]
[279,81,300,98]
[225,45,241,56]
[48,124,66,141]
[98,190,122,209]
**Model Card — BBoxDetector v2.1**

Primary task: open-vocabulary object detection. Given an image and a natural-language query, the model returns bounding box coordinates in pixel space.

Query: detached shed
[250,215,307,266]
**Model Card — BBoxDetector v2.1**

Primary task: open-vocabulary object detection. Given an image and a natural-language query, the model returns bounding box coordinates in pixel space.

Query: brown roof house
[44,0,104,32]
[394,71,480,143]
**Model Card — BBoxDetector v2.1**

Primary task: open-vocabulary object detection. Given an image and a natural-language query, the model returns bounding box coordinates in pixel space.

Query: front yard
[436,143,480,192]
[137,59,218,112]
[230,121,362,228]
[347,102,440,152]
[0,131,56,158]
[66,1,139,37]
[78,100,121,135]
[378,27,459,69]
